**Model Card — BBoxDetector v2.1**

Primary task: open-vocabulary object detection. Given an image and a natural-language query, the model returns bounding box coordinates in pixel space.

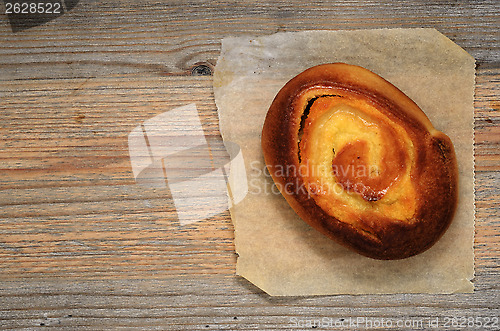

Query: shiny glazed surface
[262,63,458,259]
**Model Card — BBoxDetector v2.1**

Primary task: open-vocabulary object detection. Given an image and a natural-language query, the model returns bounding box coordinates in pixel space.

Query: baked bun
[261,63,458,260]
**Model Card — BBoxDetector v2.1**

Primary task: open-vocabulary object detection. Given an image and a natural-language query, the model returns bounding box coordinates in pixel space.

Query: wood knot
[191,63,213,76]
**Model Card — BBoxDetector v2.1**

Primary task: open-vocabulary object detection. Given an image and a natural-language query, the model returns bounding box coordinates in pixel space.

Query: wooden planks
[0,0,499,329]
[1,1,499,80]
[0,275,498,329]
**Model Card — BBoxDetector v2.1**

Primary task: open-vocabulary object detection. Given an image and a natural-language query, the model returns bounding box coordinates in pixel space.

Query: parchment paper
[214,28,475,296]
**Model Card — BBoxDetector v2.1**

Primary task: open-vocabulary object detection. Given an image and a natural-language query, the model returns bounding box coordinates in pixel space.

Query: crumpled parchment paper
[214,28,475,296]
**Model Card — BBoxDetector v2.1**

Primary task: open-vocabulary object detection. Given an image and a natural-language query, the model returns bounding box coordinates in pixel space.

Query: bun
[261,63,458,260]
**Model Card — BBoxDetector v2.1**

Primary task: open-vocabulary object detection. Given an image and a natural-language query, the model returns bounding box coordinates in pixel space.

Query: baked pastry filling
[297,89,417,228]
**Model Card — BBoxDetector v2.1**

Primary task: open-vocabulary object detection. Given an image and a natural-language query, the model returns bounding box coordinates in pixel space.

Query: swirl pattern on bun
[262,63,458,260]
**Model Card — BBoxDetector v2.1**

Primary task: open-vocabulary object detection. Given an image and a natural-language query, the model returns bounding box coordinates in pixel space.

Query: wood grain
[0,0,499,329]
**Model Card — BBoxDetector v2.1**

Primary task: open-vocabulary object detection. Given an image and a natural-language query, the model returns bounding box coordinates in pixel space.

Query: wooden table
[1,1,498,329]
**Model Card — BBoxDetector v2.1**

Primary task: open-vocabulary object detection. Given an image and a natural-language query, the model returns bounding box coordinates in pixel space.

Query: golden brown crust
[261,63,458,260]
